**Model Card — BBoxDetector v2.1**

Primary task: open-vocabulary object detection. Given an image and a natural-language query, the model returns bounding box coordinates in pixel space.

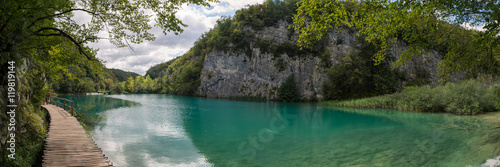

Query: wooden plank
[41,104,113,167]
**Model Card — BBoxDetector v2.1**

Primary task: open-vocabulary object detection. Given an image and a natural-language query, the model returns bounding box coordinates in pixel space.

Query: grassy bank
[322,80,500,115]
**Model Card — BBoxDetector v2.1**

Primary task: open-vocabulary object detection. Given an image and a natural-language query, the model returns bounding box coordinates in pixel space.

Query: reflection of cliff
[180,101,404,166]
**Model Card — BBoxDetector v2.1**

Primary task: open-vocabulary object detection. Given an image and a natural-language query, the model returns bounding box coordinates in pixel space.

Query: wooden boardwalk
[41,104,112,166]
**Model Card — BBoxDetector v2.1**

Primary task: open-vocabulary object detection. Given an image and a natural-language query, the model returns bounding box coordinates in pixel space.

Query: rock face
[197,21,441,101]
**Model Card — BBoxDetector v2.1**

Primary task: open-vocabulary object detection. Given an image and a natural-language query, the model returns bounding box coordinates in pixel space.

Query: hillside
[145,57,178,79]
[145,0,450,101]
[51,63,139,93]
[107,68,140,82]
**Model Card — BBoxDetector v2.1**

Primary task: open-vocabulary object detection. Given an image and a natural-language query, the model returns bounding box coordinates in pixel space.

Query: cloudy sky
[84,0,266,75]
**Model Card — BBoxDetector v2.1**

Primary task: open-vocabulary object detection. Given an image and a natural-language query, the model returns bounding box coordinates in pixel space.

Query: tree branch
[27,8,104,29]
[31,27,94,61]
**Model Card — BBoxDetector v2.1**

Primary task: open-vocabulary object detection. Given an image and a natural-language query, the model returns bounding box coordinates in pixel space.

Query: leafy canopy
[1,0,218,62]
[293,0,500,73]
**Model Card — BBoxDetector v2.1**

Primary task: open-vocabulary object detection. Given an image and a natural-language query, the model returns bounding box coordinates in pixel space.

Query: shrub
[491,83,500,99]
[326,80,498,115]
[441,80,495,115]
[278,75,299,102]
[403,86,445,113]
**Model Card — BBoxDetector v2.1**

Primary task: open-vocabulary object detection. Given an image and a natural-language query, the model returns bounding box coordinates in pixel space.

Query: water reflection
[57,94,140,131]
[69,94,500,167]
[58,94,139,116]
[92,95,211,167]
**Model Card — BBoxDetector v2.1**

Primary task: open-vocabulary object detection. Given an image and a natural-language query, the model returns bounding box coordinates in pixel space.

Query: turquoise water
[62,94,500,166]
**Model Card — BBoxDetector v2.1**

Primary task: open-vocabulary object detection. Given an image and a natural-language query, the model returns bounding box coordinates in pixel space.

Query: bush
[441,80,495,115]
[404,86,445,113]
[404,80,495,114]
[326,80,498,115]
[278,75,299,102]
[491,84,500,99]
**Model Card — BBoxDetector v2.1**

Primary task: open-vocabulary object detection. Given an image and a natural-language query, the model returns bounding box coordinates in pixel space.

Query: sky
[82,0,266,75]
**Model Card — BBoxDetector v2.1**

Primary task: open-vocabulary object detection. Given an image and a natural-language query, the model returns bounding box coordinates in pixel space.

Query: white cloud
[461,22,486,32]
[202,0,265,15]
[80,1,265,75]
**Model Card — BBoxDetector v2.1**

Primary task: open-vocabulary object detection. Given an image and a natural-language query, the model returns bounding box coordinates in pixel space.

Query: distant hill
[106,68,140,82]
[145,57,178,79]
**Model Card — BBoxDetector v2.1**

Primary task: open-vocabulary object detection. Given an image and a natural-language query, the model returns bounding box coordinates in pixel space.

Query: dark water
[61,94,500,166]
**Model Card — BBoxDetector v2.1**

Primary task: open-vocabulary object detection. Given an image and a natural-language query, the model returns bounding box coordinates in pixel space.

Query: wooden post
[71,101,74,116]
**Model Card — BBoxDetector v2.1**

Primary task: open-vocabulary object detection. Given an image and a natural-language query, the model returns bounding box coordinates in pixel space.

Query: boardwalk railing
[46,96,80,117]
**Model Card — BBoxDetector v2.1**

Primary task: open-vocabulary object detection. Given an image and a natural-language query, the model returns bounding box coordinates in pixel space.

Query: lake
[59,94,500,166]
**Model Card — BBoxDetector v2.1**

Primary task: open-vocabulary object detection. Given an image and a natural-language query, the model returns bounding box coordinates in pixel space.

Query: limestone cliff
[196,20,441,101]
[148,1,443,101]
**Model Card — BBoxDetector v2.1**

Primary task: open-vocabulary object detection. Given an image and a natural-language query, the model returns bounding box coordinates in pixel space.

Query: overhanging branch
[27,9,105,29]
[31,27,95,61]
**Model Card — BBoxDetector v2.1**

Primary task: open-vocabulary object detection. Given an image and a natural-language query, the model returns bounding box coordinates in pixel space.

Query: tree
[322,39,402,100]
[278,75,300,102]
[1,0,218,63]
[293,0,500,77]
[111,82,124,94]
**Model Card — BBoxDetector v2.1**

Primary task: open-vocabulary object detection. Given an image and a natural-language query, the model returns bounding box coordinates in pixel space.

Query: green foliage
[145,58,177,79]
[403,86,445,113]
[441,80,496,115]
[234,0,299,30]
[274,57,287,72]
[278,75,299,102]
[107,68,140,82]
[322,39,403,100]
[110,82,124,94]
[255,39,307,57]
[326,80,497,115]
[491,84,500,99]
[0,60,49,166]
[193,16,254,57]
[157,50,204,96]
[293,0,500,78]
[51,64,139,94]
[121,75,158,94]
[320,51,332,68]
